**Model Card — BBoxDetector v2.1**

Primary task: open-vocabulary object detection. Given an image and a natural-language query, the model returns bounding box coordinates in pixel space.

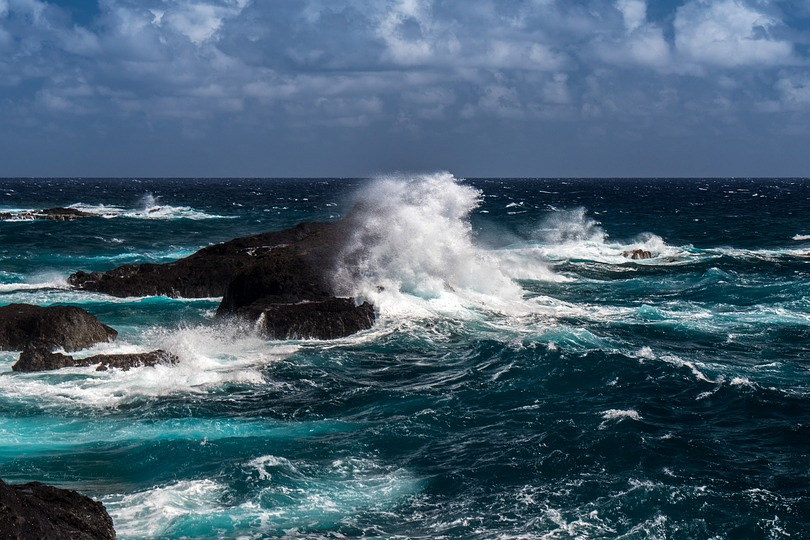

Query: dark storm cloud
[0,0,808,176]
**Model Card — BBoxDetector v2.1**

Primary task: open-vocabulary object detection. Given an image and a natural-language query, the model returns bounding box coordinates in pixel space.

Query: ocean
[1,173,808,538]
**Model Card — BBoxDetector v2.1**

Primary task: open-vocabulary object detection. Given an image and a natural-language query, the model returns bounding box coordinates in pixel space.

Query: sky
[1,0,809,177]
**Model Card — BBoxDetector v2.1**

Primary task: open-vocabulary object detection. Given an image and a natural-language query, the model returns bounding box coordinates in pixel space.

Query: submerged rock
[0,207,96,221]
[622,249,653,260]
[0,478,116,540]
[69,219,376,339]
[0,304,117,352]
[11,347,177,372]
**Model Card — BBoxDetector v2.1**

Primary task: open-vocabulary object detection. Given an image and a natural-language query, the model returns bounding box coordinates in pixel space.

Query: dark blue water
[1,174,809,538]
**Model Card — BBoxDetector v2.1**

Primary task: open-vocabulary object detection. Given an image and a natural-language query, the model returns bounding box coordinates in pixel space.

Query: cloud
[775,73,810,110]
[1,0,810,176]
[674,0,794,68]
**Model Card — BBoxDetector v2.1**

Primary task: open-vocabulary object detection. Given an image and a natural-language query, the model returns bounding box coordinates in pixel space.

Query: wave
[332,172,559,320]
[0,322,295,409]
[104,457,420,539]
[69,194,231,220]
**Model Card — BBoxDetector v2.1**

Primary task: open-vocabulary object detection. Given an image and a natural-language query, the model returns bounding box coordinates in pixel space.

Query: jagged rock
[69,221,342,298]
[12,348,178,372]
[0,207,96,221]
[0,304,117,352]
[0,478,116,540]
[623,249,653,260]
[69,219,376,339]
[239,298,375,340]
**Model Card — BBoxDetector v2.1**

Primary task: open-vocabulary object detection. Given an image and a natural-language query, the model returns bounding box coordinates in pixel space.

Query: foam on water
[528,207,691,264]
[0,322,296,409]
[106,457,420,539]
[68,195,230,220]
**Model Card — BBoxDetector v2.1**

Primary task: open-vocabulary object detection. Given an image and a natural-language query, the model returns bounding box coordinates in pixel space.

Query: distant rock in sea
[69,220,375,339]
[0,478,116,540]
[622,248,653,260]
[0,207,97,221]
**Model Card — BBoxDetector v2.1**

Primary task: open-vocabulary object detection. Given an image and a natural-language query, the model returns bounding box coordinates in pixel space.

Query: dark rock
[69,221,341,299]
[68,219,376,339]
[0,207,96,221]
[622,249,653,260]
[0,478,116,540]
[12,348,178,372]
[0,304,117,352]
[239,298,375,340]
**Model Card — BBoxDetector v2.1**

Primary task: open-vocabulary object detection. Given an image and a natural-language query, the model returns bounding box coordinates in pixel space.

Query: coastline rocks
[0,478,116,540]
[69,220,376,339]
[12,347,177,372]
[0,304,117,352]
[0,207,96,221]
[623,249,653,260]
[239,298,375,340]
[69,222,337,298]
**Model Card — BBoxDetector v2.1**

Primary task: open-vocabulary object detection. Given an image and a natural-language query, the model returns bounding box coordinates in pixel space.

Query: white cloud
[776,74,810,110]
[674,0,794,68]
[616,0,646,33]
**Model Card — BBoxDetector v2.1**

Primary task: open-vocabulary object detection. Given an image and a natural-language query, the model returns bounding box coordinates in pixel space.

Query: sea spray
[333,172,529,317]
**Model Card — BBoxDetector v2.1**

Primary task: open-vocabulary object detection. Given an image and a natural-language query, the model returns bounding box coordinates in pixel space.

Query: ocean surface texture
[1,174,808,539]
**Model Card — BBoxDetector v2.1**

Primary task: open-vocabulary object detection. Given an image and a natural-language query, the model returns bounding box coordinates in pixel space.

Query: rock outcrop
[0,304,117,352]
[69,222,339,299]
[0,208,96,221]
[622,249,653,260]
[239,298,375,340]
[69,220,375,339]
[12,348,178,372]
[0,478,116,540]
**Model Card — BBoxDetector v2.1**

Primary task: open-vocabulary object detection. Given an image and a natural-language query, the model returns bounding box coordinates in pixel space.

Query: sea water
[1,174,808,538]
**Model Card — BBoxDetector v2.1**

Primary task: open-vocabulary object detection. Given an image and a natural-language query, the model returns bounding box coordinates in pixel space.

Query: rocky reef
[0,478,116,540]
[12,348,178,373]
[0,207,96,221]
[69,220,375,339]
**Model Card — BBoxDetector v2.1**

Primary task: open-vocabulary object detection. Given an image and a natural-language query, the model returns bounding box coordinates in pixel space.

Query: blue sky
[1,0,809,177]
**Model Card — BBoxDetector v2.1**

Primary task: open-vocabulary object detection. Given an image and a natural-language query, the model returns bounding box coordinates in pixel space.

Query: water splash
[333,172,535,317]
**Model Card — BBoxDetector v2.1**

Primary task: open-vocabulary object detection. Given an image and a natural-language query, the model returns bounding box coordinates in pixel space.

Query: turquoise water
[1,174,809,538]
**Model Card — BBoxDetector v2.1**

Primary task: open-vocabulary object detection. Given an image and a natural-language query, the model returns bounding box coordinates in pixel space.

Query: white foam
[106,458,420,538]
[0,273,69,293]
[0,322,296,409]
[69,196,231,221]
[601,409,642,422]
[527,208,690,265]
[792,234,810,241]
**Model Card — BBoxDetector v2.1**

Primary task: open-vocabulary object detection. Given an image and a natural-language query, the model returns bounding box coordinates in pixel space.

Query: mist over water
[1,176,810,538]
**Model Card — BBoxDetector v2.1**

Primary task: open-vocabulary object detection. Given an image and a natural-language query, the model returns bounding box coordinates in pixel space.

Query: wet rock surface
[0,207,96,221]
[69,220,376,339]
[0,304,117,352]
[0,478,116,540]
[623,249,653,260]
[12,348,178,372]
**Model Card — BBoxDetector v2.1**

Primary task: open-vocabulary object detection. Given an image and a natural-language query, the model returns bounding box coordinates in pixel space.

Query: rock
[238,298,375,340]
[0,478,116,540]
[69,219,376,339]
[12,348,178,372]
[0,304,117,352]
[623,249,653,260]
[69,221,340,298]
[0,207,96,221]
